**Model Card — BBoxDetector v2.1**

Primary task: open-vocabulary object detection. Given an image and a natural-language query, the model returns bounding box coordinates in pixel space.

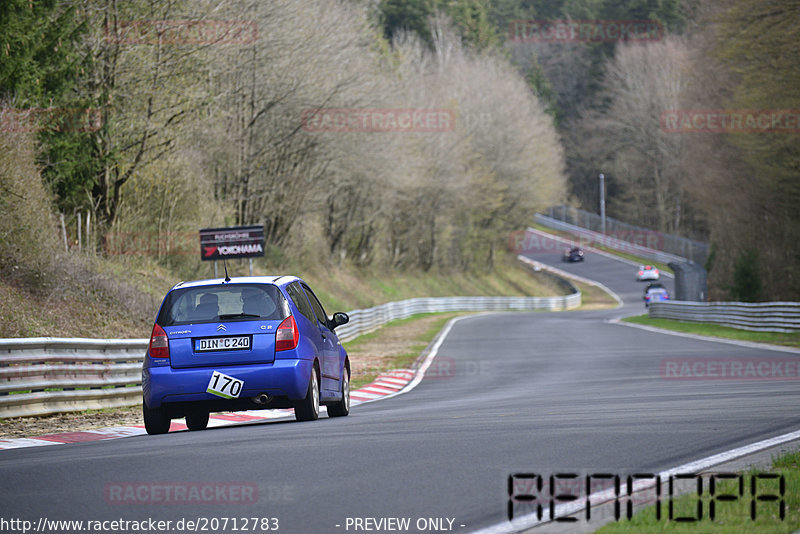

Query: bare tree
[585,37,689,232]
[81,0,211,226]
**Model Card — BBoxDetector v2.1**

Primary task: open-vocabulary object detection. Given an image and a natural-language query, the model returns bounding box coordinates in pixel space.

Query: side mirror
[329,312,349,329]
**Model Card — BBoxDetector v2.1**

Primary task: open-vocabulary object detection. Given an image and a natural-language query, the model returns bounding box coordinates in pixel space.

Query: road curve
[1,231,799,534]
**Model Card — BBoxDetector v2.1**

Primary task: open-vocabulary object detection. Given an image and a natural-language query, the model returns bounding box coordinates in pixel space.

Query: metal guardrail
[649,301,800,333]
[535,213,689,265]
[544,205,708,264]
[335,294,579,342]
[0,292,580,418]
[0,338,148,419]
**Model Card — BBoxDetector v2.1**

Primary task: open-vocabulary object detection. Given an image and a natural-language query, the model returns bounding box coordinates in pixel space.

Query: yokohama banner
[199,225,265,261]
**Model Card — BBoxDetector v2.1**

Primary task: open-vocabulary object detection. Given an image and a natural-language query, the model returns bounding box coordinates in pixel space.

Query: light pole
[599,173,606,235]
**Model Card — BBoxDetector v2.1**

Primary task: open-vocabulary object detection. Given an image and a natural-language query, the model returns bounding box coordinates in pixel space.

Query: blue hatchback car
[142,276,350,434]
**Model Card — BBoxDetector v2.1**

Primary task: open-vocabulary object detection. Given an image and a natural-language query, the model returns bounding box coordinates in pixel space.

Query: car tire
[185,411,209,431]
[295,367,320,422]
[327,367,350,418]
[143,399,171,435]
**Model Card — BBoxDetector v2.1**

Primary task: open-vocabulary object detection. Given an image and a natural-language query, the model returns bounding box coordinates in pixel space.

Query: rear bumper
[142,359,313,409]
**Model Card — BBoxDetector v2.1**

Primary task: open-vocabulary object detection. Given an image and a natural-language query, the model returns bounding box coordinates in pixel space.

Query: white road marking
[612,318,800,354]
[344,314,474,407]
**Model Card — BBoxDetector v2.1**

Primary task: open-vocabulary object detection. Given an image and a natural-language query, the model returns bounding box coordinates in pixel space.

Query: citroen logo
[216,324,227,331]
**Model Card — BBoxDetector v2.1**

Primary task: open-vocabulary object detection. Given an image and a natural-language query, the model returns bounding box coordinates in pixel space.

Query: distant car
[562,247,585,262]
[636,265,659,281]
[142,276,351,435]
[643,282,665,296]
[644,287,670,307]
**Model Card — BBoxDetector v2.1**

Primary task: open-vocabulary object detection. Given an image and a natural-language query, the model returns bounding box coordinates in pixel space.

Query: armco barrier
[334,294,579,342]
[543,205,708,264]
[0,338,147,419]
[534,213,688,265]
[648,301,800,333]
[0,292,580,418]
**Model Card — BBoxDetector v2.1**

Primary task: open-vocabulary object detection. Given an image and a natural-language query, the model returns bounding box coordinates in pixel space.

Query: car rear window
[157,284,289,326]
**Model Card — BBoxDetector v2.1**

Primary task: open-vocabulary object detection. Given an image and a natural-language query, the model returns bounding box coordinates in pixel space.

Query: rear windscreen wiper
[218,313,261,320]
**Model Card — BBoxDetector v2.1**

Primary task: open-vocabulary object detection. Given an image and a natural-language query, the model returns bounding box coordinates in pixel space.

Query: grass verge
[597,449,800,533]
[574,279,619,310]
[623,315,800,349]
[344,312,465,390]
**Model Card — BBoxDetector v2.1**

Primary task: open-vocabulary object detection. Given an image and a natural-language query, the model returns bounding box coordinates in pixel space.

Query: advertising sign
[199,225,265,261]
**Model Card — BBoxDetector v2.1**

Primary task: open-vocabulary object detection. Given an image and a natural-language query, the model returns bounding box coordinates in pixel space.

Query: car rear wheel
[143,399,171,435]
[327,367,350,418]
[185,411,209,431]
[295,368,319,422]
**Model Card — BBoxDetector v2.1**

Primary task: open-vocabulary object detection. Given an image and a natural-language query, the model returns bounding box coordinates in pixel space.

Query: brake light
[276,315,299,351]
[149,324,170,359]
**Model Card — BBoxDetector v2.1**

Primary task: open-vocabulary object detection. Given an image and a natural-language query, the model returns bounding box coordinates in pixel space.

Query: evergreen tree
[0,0,100,213]
[378,0,497,50]
[730,248,762,302]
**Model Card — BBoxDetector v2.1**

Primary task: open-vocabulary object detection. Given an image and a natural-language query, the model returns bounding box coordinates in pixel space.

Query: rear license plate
[195,336,251,352]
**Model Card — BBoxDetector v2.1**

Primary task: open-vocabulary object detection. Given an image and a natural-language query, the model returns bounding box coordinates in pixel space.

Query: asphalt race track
[1,231,799,534]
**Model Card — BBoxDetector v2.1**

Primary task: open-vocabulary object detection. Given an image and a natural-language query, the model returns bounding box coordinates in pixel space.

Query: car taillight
[276,315,299,351]
[149,324,170,359]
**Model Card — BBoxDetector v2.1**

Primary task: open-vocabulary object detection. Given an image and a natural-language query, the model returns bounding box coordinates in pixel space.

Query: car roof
[170,275,301,291]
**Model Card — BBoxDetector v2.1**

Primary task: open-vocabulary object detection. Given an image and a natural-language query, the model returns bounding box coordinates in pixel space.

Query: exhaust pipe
[252,393,270,405]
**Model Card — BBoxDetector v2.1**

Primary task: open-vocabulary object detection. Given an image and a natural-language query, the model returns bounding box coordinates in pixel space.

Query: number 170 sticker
[207,371,244,399]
